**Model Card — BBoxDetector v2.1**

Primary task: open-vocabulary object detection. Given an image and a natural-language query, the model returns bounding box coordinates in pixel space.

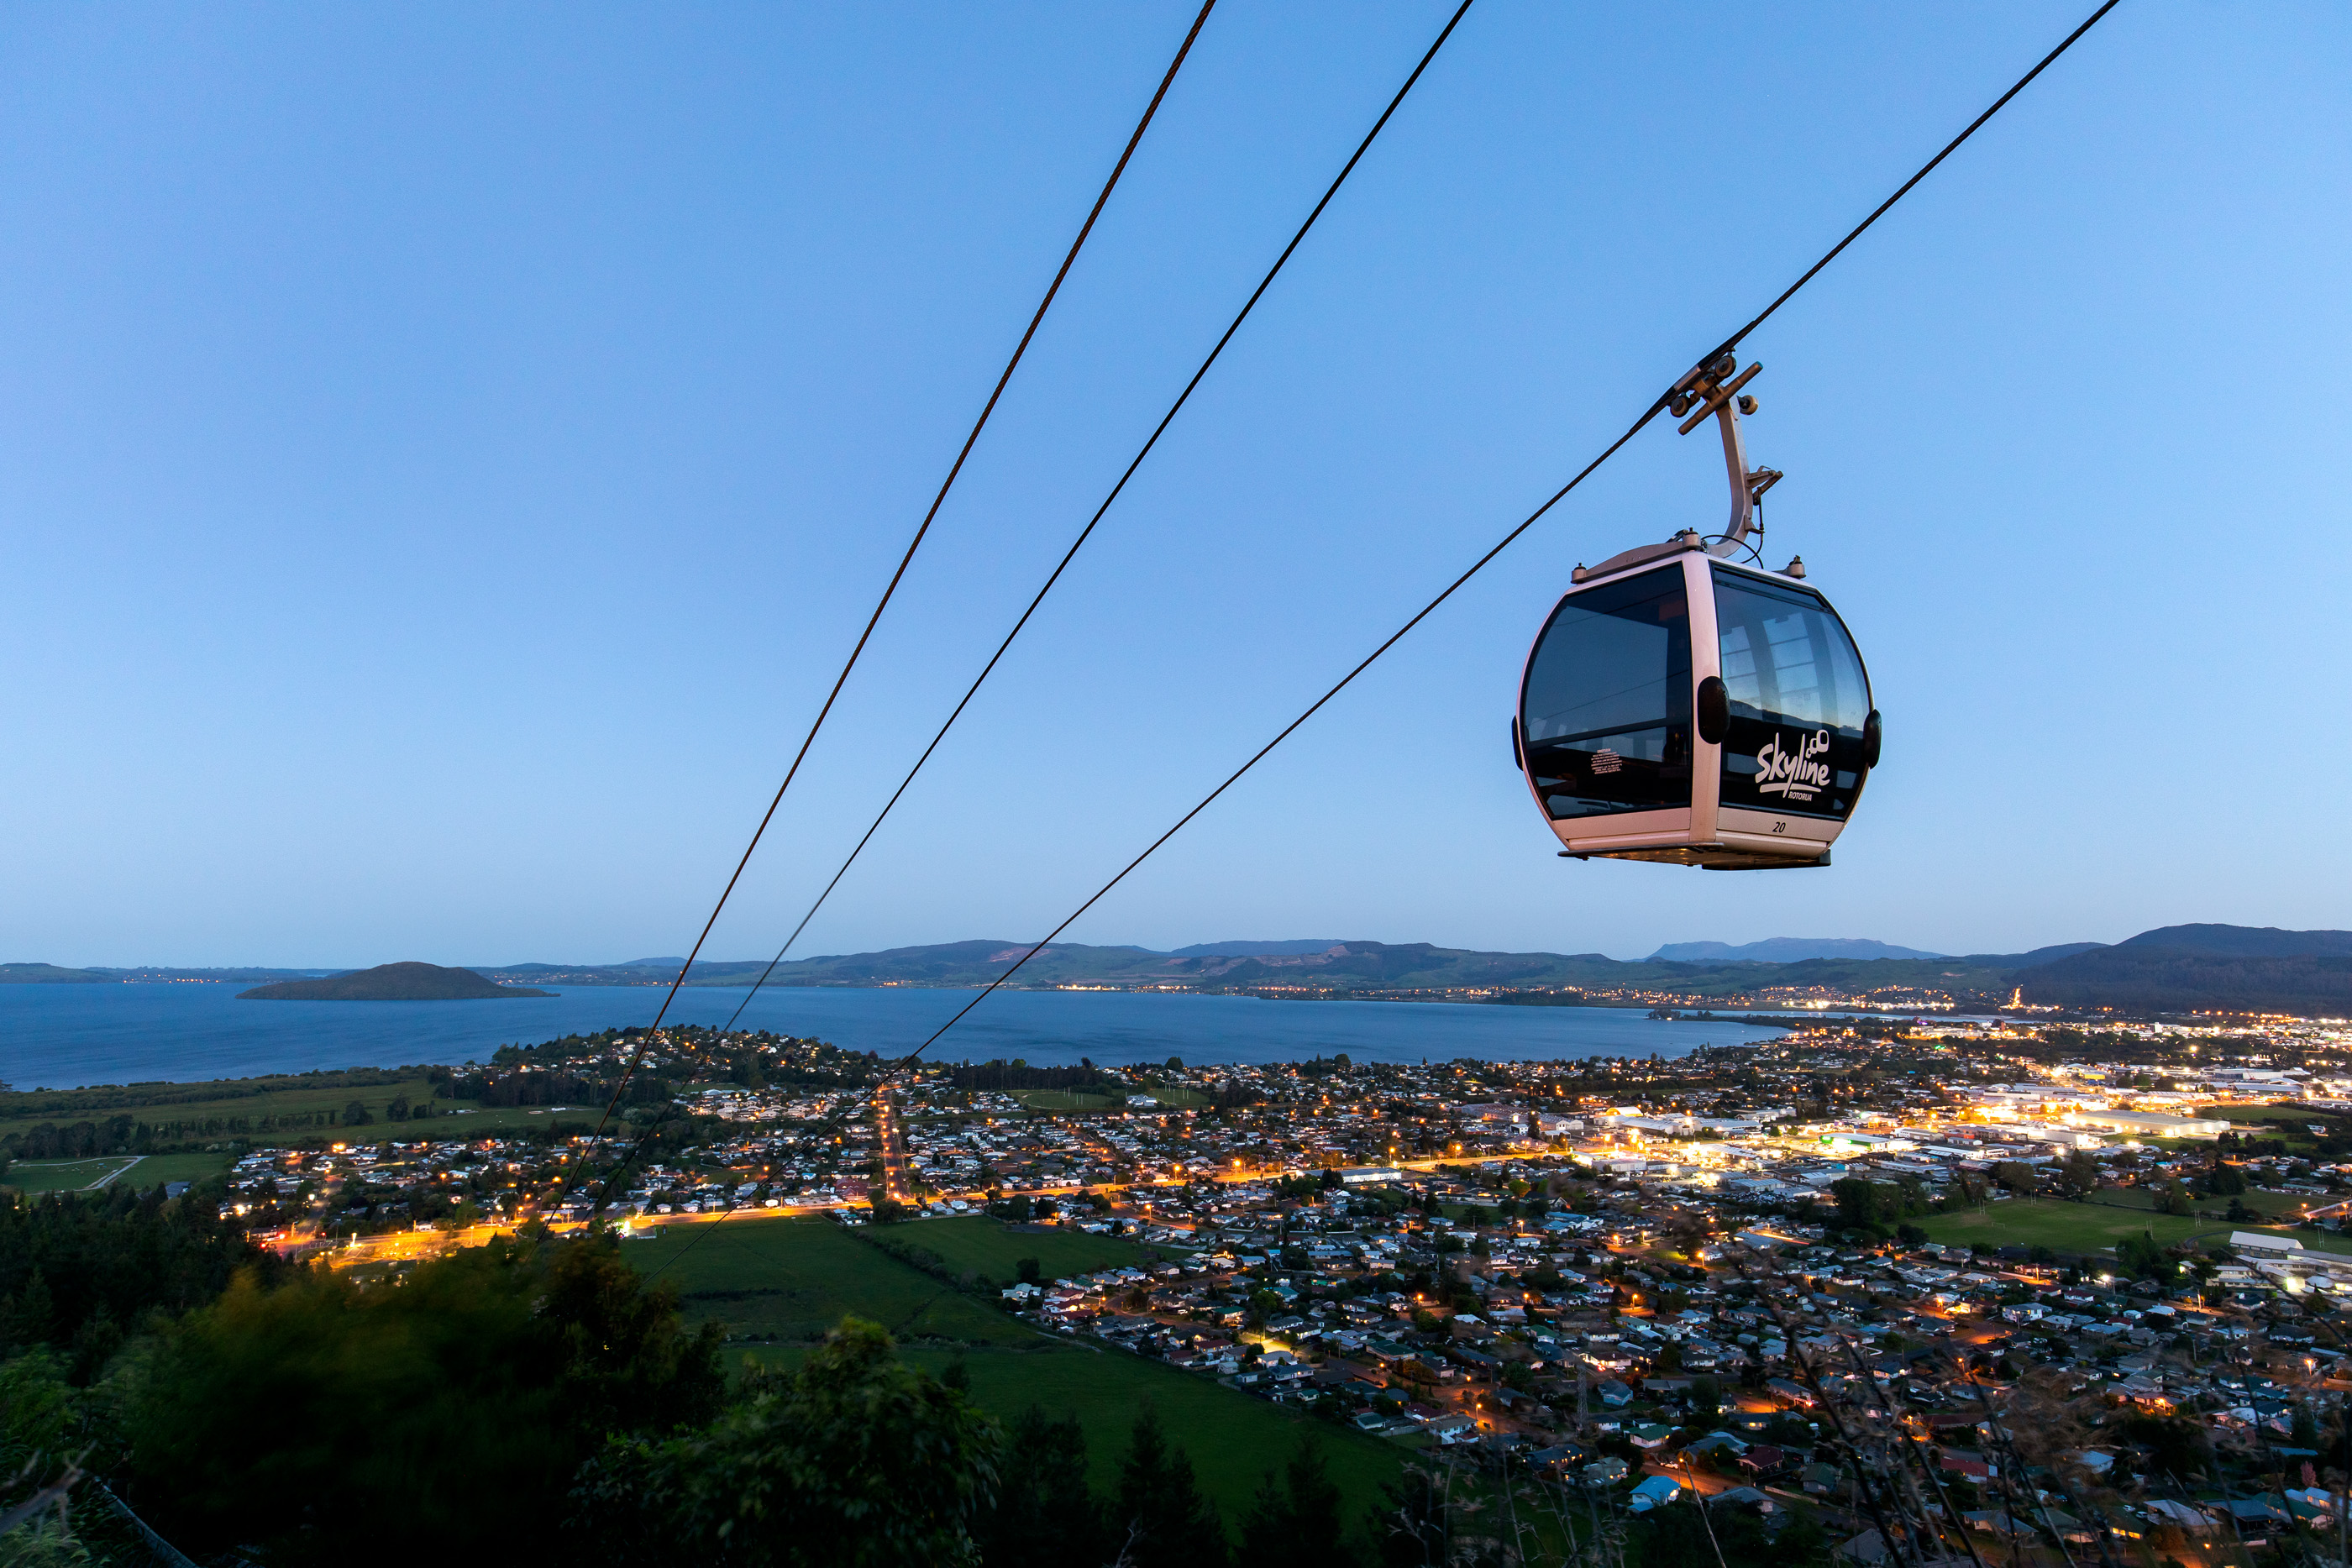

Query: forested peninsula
[237,962,552,1001]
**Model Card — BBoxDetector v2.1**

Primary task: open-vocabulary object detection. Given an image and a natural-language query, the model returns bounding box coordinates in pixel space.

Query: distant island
[238,962,553,1002]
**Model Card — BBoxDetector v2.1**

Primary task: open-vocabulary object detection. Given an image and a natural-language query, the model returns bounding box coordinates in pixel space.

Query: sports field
[1918,1197,2352,1257]
[2198,1102,2327,1128]
[122,1150,235,1187]
[6,1156,141,1193]
[1125,1080,1215,1109]
[2094,1183,2311,1220]
[434,1105,610,1136]
[5,1149,235,1194]
[1008,1090,1126,1112]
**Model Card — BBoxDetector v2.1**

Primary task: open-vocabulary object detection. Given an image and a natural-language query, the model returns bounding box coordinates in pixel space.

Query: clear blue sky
[3,3,2345,967]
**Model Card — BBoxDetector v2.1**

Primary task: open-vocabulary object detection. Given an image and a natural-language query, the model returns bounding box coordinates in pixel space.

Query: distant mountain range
[11,923,2349,1015]
[1649,937,1946,963]
[1167,940,1351,957]
[479,924,2352,1015]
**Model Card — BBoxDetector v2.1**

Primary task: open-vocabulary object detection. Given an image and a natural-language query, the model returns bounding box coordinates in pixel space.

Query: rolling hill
[1648,937,1947,962]
[2019,926,2352,1015]
[2113,924,2352,957]
[238,962,554,1002]
[0,963,113,984]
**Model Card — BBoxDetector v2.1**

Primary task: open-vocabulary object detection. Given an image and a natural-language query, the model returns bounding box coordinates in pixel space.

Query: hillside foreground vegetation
[0,1184,1609,1567]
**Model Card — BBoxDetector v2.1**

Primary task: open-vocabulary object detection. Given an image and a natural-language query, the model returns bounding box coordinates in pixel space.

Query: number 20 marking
[1772,821,1787,834]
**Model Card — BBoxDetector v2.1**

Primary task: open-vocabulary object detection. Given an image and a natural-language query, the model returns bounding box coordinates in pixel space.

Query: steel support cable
[1697,0,2122,370]
[644,0,2121,1271]
[872,0,2124,1075]
[709,383,1708,1232]
[719,0,1482,1037]
[895,414,1660,1063]
[528,0,1218,1218]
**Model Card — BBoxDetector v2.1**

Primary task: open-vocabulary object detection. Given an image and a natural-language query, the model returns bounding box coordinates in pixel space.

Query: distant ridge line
[1648,937,1948,963]
[14,924,2349,1017]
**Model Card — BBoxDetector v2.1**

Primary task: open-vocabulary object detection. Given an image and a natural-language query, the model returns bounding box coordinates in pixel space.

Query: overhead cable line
[643,0,2120,1271]
[533,0,1218,1215]
[874,0,2124,1071]
[719,0,1482,1036]
[624,6,1487,1258]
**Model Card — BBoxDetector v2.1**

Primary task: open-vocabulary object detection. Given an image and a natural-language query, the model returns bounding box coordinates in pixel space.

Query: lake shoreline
[3,982,1792,1092]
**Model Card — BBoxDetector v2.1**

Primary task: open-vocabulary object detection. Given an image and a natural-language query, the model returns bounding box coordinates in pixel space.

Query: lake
[1,982,1791,1090]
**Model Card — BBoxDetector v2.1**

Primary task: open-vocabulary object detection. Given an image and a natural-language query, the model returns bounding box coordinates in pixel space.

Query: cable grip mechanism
[1666,353,1782,558]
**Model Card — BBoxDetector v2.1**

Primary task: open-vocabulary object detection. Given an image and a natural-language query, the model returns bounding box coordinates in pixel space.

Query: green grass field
[1009,1090,1124,1112]
[431,1105,609,1137]
[630,1214,1030,1344]
[895,1215,1151,1282]
[1127,1081,1215,1110]
[643,1211,1408,1527]
[1919,1197,2352,1258]
[2195,1104,2342,1153]
[901,1343,1404,1527]
[124,1150,236,1187]
[5,1149,236,1195]
[2095,1183,2312,1220]
[2197,1103,2325,1129]
[741,1338,1406,1527]
[6,1156,141,1193]
[0,1077,440,1145]
[0,1077,607,1149]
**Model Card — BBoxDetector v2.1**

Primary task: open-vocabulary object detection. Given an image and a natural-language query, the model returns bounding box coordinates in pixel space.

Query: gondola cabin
[1514,535,1878,870]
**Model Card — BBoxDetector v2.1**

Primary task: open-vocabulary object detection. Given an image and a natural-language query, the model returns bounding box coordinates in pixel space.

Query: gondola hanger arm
[1667,353,1780,556]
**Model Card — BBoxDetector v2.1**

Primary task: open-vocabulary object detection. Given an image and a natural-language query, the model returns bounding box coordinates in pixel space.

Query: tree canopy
[571,1316,1000,1567]
[128,1229,722,1566]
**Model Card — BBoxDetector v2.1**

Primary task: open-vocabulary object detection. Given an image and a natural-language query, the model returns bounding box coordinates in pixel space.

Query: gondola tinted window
[1712,566,1872,820]
[1520,565,1692,820]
